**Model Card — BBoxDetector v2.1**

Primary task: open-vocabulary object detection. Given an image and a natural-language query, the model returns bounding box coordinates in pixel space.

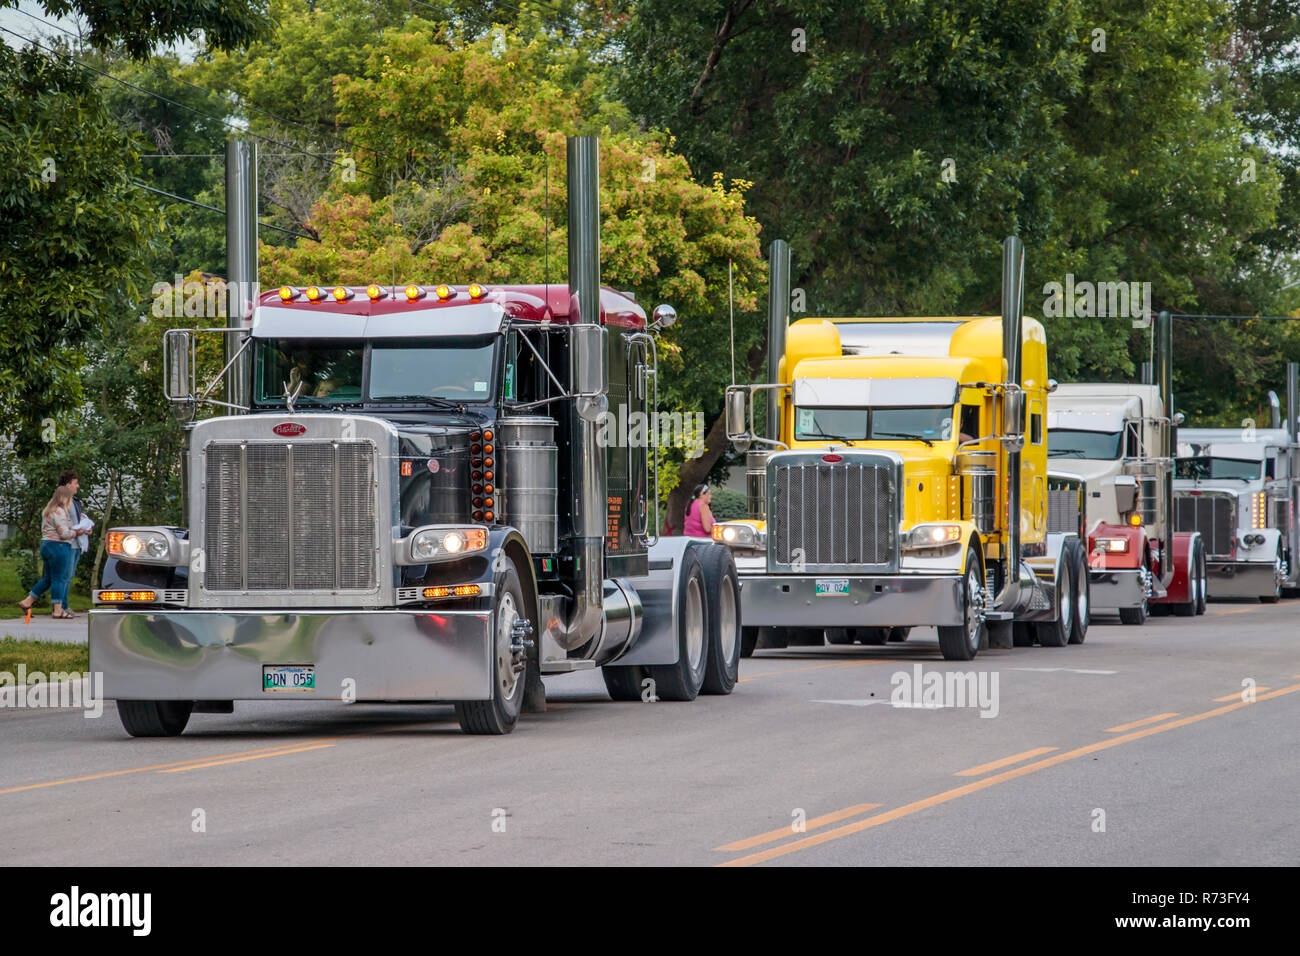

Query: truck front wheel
[456,564,529,735]
[117,700,193,737]
[647,549,710,701]
[937,548,984,661]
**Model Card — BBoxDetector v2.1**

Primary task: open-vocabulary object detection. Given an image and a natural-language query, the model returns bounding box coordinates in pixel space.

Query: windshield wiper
[804,433,856,446]
[1048,448,1086,457]
[875,431,935,447]
[379,395,466,412]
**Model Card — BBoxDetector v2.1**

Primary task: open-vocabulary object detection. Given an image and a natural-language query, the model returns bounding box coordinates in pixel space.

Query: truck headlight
[903,523,963,552]
[405,526,488,563]
[106,528,187,566]
[712,522,765,550]
[1094,537,1128,553]
[1242,532,1266,547]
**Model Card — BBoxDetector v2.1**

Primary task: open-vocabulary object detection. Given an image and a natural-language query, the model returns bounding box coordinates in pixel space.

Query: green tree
[5,1,273,59]
[262,23,766,528]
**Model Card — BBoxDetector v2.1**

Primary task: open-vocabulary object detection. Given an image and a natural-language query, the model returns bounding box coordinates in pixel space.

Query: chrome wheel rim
[685,576,705,670]
[1077,566,1089,625]
[718,575,738,668]
[1058,568,1072,634]
[965,564,982,652]
[495,592,522,701]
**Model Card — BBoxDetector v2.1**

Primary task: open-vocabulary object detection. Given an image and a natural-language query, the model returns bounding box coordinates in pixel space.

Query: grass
[0,555,93,619]
[0,637,89,680]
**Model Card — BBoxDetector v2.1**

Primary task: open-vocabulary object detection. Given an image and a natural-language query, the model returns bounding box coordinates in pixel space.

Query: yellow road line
[714,803,882,852]
[1105,713,1180,733]
[716,681,1300,867]
[1214,688,1269,702]
[1207,606,1267,615]
[954,747,1057,777]
[158,743,335,773]
[0,740,335,795]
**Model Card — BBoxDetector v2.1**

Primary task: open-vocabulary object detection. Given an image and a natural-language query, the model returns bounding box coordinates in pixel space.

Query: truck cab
[1047,381,1207,621]
[1174,422,1299,601]
[716,238,1089,661]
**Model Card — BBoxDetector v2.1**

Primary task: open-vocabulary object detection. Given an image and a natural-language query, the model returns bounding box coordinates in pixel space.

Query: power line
[134,181,319,241]
[0,24,365,178]
[10,6,376,170]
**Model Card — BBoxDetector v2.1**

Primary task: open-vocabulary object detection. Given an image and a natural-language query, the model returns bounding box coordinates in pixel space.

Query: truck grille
[1047,484,1082,535]
[204,441,376,591]
[1174,494,1234,558]
[770,461,894,568]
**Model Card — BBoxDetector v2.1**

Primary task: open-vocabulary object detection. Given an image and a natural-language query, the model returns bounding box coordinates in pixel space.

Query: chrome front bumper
[1206,562,1278,599]
[737,573,965,628]
[1089,568,1147,611]
[89,609,493,701]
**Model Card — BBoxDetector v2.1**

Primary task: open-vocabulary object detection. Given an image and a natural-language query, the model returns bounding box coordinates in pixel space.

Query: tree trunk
[665,412,733,533]
[91,468,118,590]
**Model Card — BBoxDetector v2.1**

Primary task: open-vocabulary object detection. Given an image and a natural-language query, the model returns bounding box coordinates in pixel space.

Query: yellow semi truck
[717,237,1089,661]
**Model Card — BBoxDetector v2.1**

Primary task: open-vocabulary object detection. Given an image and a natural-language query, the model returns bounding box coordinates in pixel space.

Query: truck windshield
[256,340,364,405]
[1048,429,1122,459]
[254,337,496,406]
[1175,456,1261,480]
[795,406,954,443]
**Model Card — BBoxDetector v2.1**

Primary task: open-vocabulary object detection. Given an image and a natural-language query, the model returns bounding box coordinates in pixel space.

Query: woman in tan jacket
[17,485,86,621]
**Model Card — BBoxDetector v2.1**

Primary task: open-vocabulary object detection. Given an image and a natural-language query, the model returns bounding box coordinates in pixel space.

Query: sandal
[54,611,76,619]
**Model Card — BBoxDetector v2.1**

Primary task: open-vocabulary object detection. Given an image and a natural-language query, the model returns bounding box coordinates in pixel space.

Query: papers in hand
[74,514,93,552]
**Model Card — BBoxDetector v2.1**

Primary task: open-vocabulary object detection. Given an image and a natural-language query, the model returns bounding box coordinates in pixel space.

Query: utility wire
[0,24,364,177]
[10,6,377,171]
[134,181,320,241]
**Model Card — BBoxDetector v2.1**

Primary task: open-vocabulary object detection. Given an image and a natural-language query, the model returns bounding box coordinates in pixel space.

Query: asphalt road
[2,601,1297,866]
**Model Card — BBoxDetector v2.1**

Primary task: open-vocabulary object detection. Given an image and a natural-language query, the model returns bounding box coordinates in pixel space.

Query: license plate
[263,665,315,693]
[814,578,850,597]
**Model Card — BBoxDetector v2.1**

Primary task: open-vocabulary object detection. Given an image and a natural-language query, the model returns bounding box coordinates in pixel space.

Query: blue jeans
[30,540,74,607]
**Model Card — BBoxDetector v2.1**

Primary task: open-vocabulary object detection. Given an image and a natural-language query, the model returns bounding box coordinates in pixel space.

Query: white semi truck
[1173,364,1300,602]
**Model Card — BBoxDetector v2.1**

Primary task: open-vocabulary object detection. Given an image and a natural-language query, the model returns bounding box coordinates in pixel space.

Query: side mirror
[571,324,608,397]
[1046,378,1059,393]
[1114,474,1139,514]
[1172,411,1185,426]
[163,329,193,402]
[726,386,751,450]
[651,303,677,331]
[1003,389,1025,450]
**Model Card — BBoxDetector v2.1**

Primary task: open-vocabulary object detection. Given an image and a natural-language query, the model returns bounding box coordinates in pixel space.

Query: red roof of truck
[259,283,646,329]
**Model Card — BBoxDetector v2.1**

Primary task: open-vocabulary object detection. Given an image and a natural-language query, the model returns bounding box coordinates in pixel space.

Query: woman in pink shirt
[682,483,715,537]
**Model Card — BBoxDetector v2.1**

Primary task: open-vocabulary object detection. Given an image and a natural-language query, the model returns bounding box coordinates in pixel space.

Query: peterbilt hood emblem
[273,422,307,437]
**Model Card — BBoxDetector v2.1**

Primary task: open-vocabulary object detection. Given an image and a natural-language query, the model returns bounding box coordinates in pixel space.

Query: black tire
[1067,538,1089,644]
[825,627,857,645]
[740,627,759,658]
[456,563,529,734]
[937,546,984,661]
[701,545,741,695]
[886,626,911,643]
[857,627,890,646]
[1260,548,1283,603]
[117,700,193,737]
[785,627,826,646]
[602,664,648,701]
[1173,542,1200,617]
[1033,554,1073,647]
[1119,554,1150,625]
[1194,544,1208,614]
[647,549,709,701]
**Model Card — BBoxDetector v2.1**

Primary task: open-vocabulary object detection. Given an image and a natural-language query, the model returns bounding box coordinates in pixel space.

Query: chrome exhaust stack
[765,239,792,443]
[993,236,1027,613]
[554,135,607,651]
[1155,310,1176,580]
